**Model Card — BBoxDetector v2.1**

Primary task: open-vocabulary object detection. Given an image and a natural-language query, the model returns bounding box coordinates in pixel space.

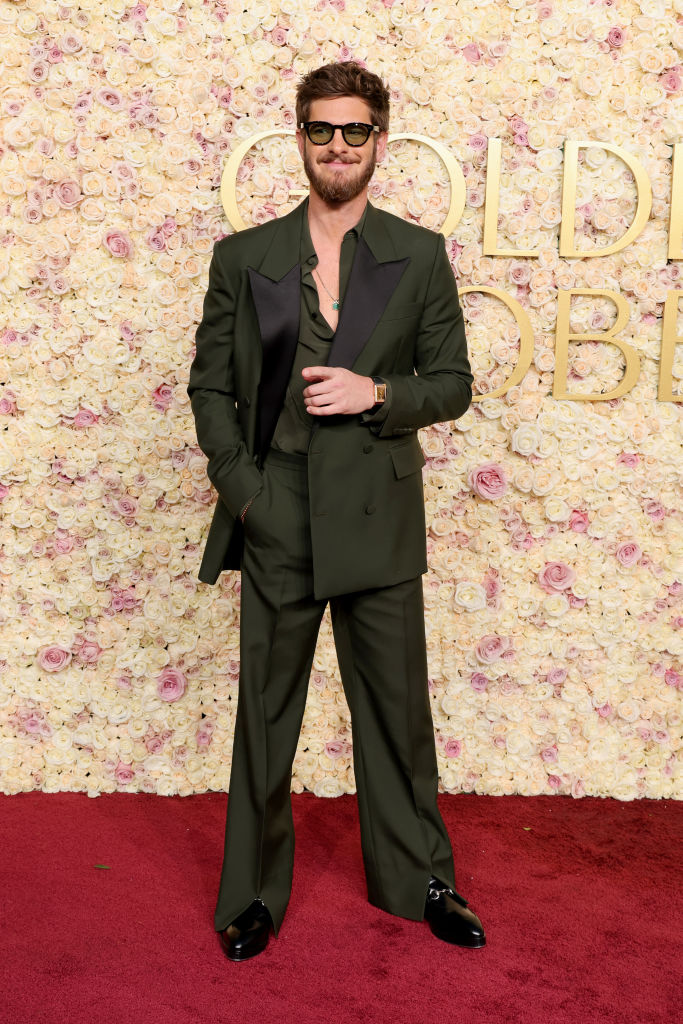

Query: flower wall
[0,0,681,800]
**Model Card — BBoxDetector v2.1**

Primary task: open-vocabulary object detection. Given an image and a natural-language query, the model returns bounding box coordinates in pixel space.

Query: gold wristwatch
[371,376,387,410]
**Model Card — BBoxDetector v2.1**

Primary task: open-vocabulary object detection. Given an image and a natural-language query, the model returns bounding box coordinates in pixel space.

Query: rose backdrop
[0,0,681,800]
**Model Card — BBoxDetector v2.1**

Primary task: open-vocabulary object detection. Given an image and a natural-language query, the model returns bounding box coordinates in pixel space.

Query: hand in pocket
[241,474,271,543]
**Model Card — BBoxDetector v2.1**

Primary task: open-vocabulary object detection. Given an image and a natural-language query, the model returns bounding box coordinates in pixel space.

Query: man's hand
[302,366,375,416]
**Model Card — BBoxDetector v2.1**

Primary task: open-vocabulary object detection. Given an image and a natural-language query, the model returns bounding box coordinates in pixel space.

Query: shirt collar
[300,197,369,265]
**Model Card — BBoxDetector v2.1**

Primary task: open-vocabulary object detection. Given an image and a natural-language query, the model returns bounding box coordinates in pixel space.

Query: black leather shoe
[424,876,486,948]
[218,898,273,961]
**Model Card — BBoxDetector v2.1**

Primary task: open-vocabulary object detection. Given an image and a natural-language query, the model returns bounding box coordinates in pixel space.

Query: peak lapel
[327,205,409,371]
[248,201,306,455]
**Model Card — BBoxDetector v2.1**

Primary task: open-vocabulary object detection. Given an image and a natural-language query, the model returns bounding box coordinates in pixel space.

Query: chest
[312,249,341,332]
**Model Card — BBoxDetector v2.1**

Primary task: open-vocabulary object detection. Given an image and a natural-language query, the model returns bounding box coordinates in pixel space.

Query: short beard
[303,139,377,203]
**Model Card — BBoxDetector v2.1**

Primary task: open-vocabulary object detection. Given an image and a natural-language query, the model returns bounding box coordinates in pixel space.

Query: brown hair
[295,61,390,133]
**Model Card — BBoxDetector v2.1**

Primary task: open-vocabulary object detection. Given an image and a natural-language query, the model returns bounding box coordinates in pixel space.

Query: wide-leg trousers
[214,448,457,936]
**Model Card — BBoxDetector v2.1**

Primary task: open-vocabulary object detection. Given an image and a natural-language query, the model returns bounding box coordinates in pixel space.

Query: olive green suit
[187,198,473,936]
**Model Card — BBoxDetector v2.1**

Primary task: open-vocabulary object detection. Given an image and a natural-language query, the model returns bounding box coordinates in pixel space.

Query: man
[187,62,485,962]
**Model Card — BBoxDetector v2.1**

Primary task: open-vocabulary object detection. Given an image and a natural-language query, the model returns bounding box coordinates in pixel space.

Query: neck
[306,189,368,244]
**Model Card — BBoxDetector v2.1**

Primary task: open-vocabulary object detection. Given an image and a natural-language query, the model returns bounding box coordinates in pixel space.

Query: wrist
[368,375,387,413]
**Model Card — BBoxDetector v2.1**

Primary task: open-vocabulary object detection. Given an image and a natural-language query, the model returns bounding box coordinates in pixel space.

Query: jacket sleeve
[186,241,264,519]
[365,233,473,438]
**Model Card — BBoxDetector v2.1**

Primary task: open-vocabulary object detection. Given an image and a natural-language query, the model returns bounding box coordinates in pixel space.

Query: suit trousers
[214,447,458,936]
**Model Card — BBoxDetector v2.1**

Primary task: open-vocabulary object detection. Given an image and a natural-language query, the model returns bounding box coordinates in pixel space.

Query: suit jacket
[187,198,473,599]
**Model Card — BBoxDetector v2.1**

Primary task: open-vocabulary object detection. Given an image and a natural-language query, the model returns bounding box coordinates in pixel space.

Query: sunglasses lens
[343,124,371,145]
[307,123,333,144]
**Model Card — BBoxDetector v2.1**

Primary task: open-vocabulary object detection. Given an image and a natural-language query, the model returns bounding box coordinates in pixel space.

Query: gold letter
[560,141,652,257]
[668,144,683,260]
[483,139,539,257]
[554,289,639,400]
[460,286,535,400]
[659,289,683,402]
[221,129,298,232]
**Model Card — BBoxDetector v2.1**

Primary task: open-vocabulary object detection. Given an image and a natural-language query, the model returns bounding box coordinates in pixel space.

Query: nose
[328,127,347,151]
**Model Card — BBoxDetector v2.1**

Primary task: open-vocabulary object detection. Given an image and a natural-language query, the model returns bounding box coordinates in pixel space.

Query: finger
[304,393,333,408]
[306,402,342,415]
[301,366,335,380]
[303,381,337,398]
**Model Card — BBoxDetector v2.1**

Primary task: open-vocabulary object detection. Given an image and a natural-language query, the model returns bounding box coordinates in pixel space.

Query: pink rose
[616,542,641,567]
[468,133,487,150]
[475,634,511,663]
[547,667,567,685]
[115,761,135,784]
[74,640,102,664]
[541,746,558,763]
[53,534,74,554]
[20,709,50,736]
[117,496,138,517]
[197,721,214,748]
[617,452,639,468]
[157,666,187,702]
[569,510,590,532]
[444,739,462,758]
[661,71,681,93]
[470,673,488,691]
[462,43,481,62]
[325,740,345,759]
[62,33,83,55]
[103,229,134,258]
[152,383,173,410]
[74,408,98,427]
[55,180,82,208]
[145,733,165,753]
[96,86,124,109]
[607,27,625,47]
[664,670,681,689]
[548,775,562,790]
[468,462,508,500]
[37,645,72,672]
[570,778,585,798]
[146,227,167,252]
[538,561,576,593]
[644,500,666,521]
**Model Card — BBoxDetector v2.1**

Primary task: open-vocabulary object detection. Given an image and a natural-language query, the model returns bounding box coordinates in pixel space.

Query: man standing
[187,62,485,961]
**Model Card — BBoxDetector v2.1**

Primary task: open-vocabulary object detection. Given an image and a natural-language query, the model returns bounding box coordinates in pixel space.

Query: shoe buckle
[428,881,469,908]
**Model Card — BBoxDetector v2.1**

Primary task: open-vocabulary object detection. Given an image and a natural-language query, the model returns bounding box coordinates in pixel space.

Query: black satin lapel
[248,264,300,456]
[327,237,409,370]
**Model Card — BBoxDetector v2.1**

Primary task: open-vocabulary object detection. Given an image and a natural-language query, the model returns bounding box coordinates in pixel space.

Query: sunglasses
[299,121,380,146]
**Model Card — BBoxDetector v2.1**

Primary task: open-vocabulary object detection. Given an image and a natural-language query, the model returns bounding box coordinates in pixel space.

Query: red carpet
[1,792,680,1024]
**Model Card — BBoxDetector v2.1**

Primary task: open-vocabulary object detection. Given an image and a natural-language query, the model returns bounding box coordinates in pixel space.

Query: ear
[296,129,305,161]
[376,130,388,163]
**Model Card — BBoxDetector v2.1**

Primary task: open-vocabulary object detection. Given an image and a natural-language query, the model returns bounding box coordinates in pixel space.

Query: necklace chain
[313,265,340,310]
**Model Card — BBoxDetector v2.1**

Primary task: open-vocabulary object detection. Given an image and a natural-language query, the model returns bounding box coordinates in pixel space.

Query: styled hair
[295,61,390,133]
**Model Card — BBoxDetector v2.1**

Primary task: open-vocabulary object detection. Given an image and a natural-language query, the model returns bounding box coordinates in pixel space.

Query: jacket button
[364,504,376,515]
[363,443,373,454]
[242,396,251,407]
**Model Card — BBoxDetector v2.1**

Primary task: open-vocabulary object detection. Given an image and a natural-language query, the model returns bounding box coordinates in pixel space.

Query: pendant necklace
[313,266,340,310]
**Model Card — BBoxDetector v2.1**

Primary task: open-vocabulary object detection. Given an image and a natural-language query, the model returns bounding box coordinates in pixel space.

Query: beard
[303,139,377,203]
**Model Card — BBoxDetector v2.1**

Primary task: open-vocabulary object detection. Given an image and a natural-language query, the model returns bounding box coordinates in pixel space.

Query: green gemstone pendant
[333,300,339,310]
